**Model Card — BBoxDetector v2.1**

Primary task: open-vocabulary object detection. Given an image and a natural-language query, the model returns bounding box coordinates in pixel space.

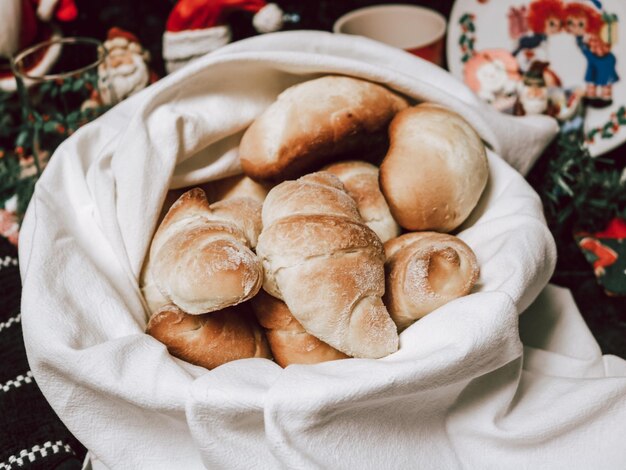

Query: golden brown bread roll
[380,103,489,232]
[139,251,170,315]
[204,174,272,204]
[256,171,399,359]
[384,232,479,331]
[251,290,349,367]
[146,303,271,370]
[141,186,263,313]
[323,160,401,243]
[149,188,263,314]
[239,75,409,182]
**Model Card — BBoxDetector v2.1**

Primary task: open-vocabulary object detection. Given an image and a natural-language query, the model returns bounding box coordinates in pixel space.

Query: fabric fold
[18,31,624,469]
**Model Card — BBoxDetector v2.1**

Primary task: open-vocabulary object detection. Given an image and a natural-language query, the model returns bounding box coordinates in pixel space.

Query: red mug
[333,4,447,67]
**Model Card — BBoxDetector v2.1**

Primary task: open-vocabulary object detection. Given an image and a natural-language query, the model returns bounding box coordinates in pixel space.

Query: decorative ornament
[93,27,157,106]
[0,0,78,93]
[162,0,292,74]
[576,218,626,296]
[463,49,521,112]
[458,13,477,63]
[514,60,559,116]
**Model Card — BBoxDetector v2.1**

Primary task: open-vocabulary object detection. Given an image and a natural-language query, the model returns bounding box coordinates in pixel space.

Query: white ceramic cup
[333,4,447,66]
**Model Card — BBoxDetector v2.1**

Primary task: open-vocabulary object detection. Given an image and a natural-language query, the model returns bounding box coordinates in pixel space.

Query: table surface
[1,1,625,468]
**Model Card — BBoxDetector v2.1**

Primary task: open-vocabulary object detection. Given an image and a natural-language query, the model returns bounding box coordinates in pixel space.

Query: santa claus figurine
[96,28,156,106]
[0,0,77,92]
[162,0,287,73]
[514,61,558,116]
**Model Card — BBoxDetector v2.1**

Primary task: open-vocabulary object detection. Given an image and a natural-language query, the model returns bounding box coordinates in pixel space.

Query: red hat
[163,0,284,73]
[166,0,278,32]
[107,27,141,45]
[37,0,78,22]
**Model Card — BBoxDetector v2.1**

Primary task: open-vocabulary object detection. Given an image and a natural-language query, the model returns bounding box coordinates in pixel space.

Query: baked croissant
[256,171,399,359]
[251,290,349,367]
[149,188,263,314]
[384,232,479,331]
[146,303,271,370]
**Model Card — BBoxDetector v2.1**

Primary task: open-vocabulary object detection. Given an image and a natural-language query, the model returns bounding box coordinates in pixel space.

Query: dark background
[60,0,624,354]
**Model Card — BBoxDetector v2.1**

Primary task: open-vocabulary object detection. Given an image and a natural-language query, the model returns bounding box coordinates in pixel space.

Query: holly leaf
[43,121,59,133]
[72,78,85,92]
[15,130,30,148]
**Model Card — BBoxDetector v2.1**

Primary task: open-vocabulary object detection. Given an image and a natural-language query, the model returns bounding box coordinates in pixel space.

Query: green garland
[458,13,477,63]
[537,129,626,236]
[0,72,108,220]
[587,106,626,142]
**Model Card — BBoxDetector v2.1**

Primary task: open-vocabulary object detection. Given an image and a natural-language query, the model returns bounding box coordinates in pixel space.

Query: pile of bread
[141,75,489,369]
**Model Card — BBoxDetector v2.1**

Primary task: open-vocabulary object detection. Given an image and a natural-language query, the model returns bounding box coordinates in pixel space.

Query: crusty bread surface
[380,103,488,232]
[384,231,479,331]
[148,188,263,314]
[256,171,399,359]
[146,303,271,370]
[324,160,401,243]
[239,75,408,182]
[251,290,349,367]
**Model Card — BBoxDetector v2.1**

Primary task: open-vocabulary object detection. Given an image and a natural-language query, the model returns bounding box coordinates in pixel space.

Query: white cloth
[19,31,626,469]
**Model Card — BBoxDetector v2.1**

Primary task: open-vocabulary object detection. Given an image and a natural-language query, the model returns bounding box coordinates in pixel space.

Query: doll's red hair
[528,0,564,33]
[563,3,604,35]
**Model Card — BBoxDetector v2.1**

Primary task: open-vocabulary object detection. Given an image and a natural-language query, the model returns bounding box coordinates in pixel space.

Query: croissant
[149,188,263,314]
[251,290,349,367]
[146,303,271,370]
[256,172,399,359]
[384,232,479,331]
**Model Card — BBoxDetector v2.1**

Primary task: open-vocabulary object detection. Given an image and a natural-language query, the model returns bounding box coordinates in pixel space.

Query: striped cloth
[0,236,86,470]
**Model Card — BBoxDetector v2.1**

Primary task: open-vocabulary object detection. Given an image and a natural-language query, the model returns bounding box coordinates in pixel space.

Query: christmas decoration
[534,129,626,295]
[95,27,157,106]
[463,49,520,112]
[514,60,555,116]
[162,0,288,73]
[576,218,626,296]
[0,0,78,93]
[563,2,619,107]
[458,13,477,63]
[587,105,626,142]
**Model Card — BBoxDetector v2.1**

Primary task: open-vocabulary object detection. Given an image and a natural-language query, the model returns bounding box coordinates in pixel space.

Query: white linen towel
[19,31,626,469]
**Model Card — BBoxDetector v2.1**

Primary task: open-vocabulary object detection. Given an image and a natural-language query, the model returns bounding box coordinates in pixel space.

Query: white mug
[333,4,447,66]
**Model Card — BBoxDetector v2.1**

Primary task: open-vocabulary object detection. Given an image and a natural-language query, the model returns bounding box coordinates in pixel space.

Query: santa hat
[37,0,78,22]
[163,0,284,73]
[104,27,149,59]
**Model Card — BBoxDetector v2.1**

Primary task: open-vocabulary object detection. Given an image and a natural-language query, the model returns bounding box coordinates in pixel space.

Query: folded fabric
[19,31,626,469]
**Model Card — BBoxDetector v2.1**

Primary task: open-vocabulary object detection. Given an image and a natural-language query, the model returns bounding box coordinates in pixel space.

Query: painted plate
[447,0,626,156]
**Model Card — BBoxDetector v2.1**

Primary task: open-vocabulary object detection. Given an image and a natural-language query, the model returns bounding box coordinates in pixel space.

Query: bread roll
[205,174,272,204]
[384,232,479,331]
[146,303,271,370]
[380,103,489,232]
[323,160,401,243]
[251,290,349,367]
[256,171,398,359]
[149,188,263,314]
[239,75,408,182]
[139,251,169,315]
